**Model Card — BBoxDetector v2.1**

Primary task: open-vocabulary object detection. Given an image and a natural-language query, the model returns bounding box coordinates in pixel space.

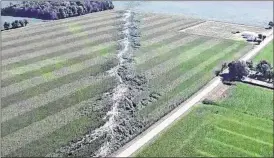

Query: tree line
[2,19,29,30]
[1,1,114,20]
[216,60,274,83]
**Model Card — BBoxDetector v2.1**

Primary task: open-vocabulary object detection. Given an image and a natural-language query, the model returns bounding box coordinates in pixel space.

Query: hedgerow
[1,1,114,20]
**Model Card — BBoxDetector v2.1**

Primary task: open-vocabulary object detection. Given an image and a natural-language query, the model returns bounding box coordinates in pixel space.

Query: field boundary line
[112,30,273,157]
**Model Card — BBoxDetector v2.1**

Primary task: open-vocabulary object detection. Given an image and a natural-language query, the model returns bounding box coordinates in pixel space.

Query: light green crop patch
[68,23,83,34]
[7,57,64,76]
[69,63,86,72]
[68,23,94,48]
[42,72,56,81]
[100,47,112,56]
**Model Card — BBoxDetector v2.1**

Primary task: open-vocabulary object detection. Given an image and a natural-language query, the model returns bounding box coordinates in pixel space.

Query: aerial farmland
[1,1,273,157]
[136,45,274,157]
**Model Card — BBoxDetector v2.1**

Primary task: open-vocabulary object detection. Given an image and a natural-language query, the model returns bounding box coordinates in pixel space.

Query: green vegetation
[1,10,258,157]
[217,83,273,119]
[139,41,250,120]
[136,83,273,157]
[254,41,273,63]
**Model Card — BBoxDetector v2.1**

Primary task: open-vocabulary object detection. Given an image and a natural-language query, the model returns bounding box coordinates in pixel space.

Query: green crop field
[136,83,273,157]
[254,41,273,63]
[1,10,255,157]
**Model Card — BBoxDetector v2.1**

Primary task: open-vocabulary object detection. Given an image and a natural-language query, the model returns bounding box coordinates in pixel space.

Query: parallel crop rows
[137,84,273,157]
[1,10,252,157]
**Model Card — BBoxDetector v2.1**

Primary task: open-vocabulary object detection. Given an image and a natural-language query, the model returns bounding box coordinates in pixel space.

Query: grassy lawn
[254,41,273,63]
[136,83,273,157]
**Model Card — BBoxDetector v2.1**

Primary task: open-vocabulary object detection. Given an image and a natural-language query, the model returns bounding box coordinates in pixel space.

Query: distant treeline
[1,1,114,20]
[2,19,29,31]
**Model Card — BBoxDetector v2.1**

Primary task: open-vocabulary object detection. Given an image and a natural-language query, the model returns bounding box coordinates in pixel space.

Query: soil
[202,82,232,102]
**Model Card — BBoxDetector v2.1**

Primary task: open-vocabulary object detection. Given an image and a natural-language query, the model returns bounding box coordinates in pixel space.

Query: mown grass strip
[1,77,116,137]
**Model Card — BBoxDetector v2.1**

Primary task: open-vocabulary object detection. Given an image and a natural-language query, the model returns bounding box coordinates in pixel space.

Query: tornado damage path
[47,9,147,157]
[2,2,269,157]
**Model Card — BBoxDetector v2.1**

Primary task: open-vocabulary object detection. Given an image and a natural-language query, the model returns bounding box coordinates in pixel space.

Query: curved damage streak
[94,9,140,156]
[94,9,145,157]
[49,9,146,157]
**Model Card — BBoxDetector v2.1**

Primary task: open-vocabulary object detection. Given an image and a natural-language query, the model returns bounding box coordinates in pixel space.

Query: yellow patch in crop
[42,72,56,81]
[100,47,111,57]
[68,23,83,34]
[69,63,85,72]
[7,57,65,76]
